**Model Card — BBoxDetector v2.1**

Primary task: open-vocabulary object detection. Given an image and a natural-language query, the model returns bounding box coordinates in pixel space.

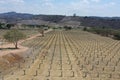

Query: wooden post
[23,70,26,75]
[34,70,38,76]
[38,64,41,69]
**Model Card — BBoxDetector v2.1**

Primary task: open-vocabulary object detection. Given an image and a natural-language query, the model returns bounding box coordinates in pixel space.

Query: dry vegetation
[0,30,120,80]
[0,29,39,38]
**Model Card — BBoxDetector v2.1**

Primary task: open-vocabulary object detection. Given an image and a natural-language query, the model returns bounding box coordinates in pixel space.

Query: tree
[6,24,14,29]
[38,28,44,37]
[4,29,26,49]
[64,26,72,30]
[83,27,87,31]
[73,13,76,17]
[0,23,5,29]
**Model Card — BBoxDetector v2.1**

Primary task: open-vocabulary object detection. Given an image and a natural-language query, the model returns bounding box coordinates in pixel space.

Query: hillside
[0,12,120,29]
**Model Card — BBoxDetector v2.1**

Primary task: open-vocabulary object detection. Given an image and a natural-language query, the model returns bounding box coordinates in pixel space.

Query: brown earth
[0,29,52,73]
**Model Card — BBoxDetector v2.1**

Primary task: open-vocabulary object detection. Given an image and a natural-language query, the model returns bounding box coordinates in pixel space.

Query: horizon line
[0,11,120,17]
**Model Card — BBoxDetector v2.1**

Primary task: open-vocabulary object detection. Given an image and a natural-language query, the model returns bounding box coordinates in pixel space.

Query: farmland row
[1,30,120,80]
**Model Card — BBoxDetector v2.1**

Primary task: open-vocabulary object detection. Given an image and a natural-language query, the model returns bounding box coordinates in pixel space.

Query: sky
[0,0,119,17]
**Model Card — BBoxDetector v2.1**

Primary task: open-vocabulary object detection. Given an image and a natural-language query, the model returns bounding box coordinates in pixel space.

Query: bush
[85,27,120,40]
[112,31,120,40]
[86,27,113,36]
[64,26,72,30]
[83,27,87,31]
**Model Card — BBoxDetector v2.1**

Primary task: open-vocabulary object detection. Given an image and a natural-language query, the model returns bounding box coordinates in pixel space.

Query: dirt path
[0,29,52,57]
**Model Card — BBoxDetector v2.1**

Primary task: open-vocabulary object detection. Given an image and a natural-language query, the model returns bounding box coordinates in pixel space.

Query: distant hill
[79,16,120,29]
[0,12,33,23]
[33,15,65,23]
[0,12,120,29]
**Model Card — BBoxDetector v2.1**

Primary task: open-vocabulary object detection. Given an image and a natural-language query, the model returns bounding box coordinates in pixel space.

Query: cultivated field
[0,30,120,80]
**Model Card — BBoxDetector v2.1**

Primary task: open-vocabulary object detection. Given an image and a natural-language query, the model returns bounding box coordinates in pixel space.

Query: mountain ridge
[0,12,120,29]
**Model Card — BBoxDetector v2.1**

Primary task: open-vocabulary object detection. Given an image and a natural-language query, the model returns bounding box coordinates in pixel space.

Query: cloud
[0,0,25,13]
[12,0,24,3]
[42,0,54,8]
[82,0,90,4]
[0,0,25,5]
[107,2,116,6]
[0,0,119,16]
[91,0,100,3]
[80,0,101,4]
[64,0,117,16]
[0,0,5,4]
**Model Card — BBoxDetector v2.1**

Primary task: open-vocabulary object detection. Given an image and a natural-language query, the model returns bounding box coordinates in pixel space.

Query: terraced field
[1,30,120,80]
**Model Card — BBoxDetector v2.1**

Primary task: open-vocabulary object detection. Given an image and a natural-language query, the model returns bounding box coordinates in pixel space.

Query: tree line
[83,27,120,40]
[0,23,14,29]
